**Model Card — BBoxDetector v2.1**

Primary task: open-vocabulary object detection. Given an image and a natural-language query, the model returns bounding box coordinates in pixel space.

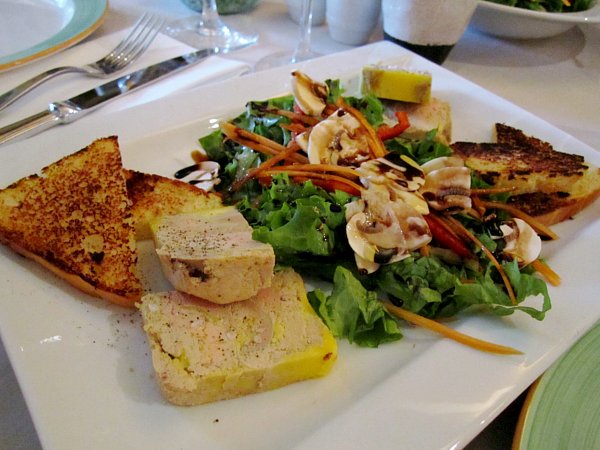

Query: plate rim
[0,0,108,72]
[513,319,600,449]
[476,0,600,23]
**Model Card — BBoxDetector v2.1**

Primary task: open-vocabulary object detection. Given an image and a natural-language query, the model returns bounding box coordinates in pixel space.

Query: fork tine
[103,13,163,70]
[107,13,155,60]
[113,16,165,68]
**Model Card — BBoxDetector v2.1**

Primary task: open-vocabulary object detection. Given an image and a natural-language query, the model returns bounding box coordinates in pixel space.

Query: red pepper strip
[423,213,473,259]
[377,111,411,141]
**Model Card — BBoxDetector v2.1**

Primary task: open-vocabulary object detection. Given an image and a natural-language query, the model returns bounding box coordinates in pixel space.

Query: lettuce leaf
[308,266,402,347]
[385,129,453,165]
[239,174,353,259]
[454,260,551,320]
[376,255,469,318]
[377,255,551,321]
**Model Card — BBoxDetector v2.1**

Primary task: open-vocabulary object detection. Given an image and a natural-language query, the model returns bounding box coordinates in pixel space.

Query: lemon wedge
[362,66,432,104]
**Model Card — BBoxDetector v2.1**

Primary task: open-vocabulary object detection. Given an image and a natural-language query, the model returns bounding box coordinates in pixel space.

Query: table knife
[0,45,247,146]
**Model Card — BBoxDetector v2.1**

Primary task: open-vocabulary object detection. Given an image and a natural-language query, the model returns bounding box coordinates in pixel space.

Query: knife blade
[0,45,247,146]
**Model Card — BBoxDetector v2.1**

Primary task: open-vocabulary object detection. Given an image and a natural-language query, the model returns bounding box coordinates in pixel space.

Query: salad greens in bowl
[486,0,594,13]
[471,0,600,38]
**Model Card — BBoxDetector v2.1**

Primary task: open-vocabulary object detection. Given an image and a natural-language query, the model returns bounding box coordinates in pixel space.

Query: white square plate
[1,41,599,450]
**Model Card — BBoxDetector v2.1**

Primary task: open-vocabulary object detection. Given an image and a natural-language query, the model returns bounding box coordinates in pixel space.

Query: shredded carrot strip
[266,108,320,126]
[280,123,310,134]
[230,142,303,192]
[480,200,558,240]
[275,163,360,179]
[384,303,523,355]
[323,103,339,116]
[531,259,561,286]
[470,187,517,195]
[335,98,387,158]
[293,176,362,196]
[190,150,209,163]
[433,213,468,242]
[471,195,487,216]
[261,169,364,193]
[446,215,518,306]
[220,122,308,163]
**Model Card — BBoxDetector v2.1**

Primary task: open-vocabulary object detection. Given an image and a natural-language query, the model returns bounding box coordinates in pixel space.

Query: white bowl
[470,0,600,39]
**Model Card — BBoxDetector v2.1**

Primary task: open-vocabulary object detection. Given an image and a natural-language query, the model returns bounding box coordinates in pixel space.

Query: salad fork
[0,13,165,112]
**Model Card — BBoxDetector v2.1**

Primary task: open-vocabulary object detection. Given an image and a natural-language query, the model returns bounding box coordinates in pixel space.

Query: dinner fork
[0,13,165,112]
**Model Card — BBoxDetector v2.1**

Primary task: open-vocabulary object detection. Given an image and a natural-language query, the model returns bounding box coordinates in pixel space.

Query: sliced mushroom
[306,109,370,165]
[501,218,542,266]
[344,184,431,273]
[346,211,408,274]
[357,154,429,214]
[291,71,329,116]
[389,200,432,251]
[176,161,221,191]
[420,165,472,211]
[420,156,465,174]
[358,153,425,192]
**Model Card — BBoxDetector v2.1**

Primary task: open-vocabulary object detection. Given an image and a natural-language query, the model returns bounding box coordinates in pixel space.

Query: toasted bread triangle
[124,169,223,240]
[451,124,600,225]
[0,136,142,307]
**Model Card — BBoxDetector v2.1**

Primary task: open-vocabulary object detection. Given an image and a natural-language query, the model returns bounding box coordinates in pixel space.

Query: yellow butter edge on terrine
[138,268,337,406]
[149,207,275,304]
[361,65,432,104]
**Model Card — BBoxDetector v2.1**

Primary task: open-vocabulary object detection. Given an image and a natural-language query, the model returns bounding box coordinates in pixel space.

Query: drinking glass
[165,0,258,49]
[254,0,319,70]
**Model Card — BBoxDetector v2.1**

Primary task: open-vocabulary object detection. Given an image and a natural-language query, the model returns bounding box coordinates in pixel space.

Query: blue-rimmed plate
[0,0,108,72]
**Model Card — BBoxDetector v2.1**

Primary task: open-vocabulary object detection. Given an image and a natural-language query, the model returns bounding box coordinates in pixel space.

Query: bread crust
[0,137,142,306]
[2,239,139,307]
[125,169,223,240]
[507,189,600,226]
[452,124,600,225]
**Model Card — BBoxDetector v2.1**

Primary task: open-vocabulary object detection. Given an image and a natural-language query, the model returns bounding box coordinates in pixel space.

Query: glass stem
[292,0,314,62]
[199,0,226,37]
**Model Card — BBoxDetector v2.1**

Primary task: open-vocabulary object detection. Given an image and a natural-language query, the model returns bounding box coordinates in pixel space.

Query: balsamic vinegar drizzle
[174,163,200,180]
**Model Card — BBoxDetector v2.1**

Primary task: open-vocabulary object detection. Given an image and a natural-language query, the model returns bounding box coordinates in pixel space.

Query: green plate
[515,320,600,449]
[0,0,107,71]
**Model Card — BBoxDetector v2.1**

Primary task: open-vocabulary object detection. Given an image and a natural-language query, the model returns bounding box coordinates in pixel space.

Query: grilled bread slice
[124,169,223,240]
[0,137,142,307]
[451,124,600,225]
[138,268,337,406]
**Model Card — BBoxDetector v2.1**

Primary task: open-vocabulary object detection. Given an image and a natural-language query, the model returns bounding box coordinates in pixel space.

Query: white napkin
[0,30,250,128]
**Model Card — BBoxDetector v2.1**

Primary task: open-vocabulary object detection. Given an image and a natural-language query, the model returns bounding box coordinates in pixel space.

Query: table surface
[1,1,598,449]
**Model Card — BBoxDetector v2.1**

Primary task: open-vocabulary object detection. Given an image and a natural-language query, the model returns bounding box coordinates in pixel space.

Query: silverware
[0,43,252,146]
[0,13,165,112]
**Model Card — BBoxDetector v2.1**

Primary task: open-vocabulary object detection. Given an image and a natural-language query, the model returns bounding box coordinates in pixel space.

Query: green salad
[193,75,553,349]
[486,0,594,13]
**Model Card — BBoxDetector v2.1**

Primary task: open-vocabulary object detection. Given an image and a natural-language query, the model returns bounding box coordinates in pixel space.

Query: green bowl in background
[180,0,260,14]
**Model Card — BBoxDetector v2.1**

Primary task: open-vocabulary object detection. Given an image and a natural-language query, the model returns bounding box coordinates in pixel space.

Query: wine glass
[165,0,258,50]
[254,0,319,70]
